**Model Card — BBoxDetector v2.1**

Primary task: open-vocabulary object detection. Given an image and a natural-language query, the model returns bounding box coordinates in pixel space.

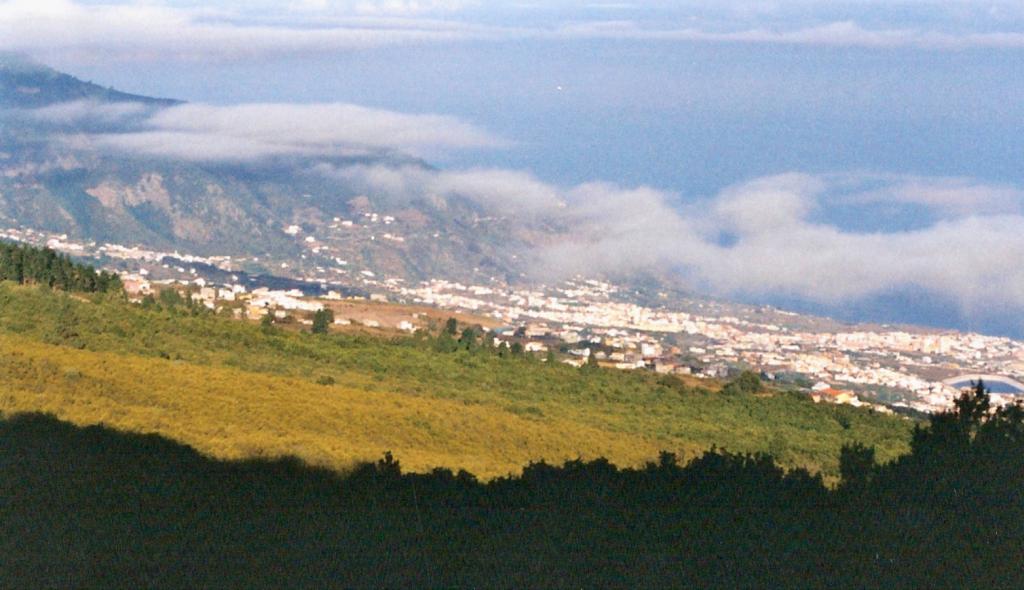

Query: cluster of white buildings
[384,277,1024,413]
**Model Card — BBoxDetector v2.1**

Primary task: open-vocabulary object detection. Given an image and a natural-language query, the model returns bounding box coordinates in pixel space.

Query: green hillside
[0,281,913,479]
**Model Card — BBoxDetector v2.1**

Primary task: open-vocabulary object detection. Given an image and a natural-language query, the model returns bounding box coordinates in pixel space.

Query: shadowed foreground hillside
[0,281,912,479]
[1,394,1021,588]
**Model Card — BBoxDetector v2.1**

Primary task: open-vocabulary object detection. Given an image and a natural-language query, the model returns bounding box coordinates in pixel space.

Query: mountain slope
[0,58,549,282]
[0,53,180,108]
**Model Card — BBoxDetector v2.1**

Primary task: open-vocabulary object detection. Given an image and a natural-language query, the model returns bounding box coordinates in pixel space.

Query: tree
[444,317,458,336]
[722,370,762,395]
[259,312,275,334]
[459,327,478,351]
[0,243,122,294]
[736,370,763,393]
[955,379,991,433]
[312,308,334,334]
[435,330,458,353]
[838,442,876,491]
[911,379,990,458]
[158,288,183,308]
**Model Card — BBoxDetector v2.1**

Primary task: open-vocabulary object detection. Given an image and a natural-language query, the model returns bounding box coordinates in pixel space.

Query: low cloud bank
[27,99,153,125]
[44,101,503,161]
[327,164,1024,320]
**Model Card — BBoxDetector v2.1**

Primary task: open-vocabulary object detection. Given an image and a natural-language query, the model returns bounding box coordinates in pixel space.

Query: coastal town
[5,223,1023,415]
[383,277,1024,414]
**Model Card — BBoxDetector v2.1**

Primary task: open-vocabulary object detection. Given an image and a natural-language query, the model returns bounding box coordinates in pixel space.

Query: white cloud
[68,101,502,161]
[320,164,562,214]
[26,99,152,124]
[554,20,1024,49]
[712,173,822,235]
[632,174,1024,310]
[315,163,1024,317]
[3,0,1024,62]
[839,175,1024,218]
[283,0,476,15]
[0,0,506,60]
[350,0,476,15]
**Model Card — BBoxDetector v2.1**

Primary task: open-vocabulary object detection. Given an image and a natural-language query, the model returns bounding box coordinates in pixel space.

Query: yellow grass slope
[0,335,668,478]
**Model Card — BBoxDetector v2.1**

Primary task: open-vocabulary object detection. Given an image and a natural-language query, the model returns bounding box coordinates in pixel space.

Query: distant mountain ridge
[0,59,544,283]
[0,53,180,109]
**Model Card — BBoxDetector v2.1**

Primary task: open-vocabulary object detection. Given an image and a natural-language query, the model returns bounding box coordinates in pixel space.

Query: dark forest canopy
[1,382,1021,588]
[0,241,121,293]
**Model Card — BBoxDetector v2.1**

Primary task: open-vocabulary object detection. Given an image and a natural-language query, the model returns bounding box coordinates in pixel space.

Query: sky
[4,0,1024,336]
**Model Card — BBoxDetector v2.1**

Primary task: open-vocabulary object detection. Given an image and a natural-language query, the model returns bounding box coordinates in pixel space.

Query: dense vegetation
[0,281,912,479]
[0,242,122,293]
[1,382,1020,588]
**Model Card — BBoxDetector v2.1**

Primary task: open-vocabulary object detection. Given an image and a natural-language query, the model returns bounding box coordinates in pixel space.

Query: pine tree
[312,308,334,334]
[444,317,458,335]
[459,327,478,351]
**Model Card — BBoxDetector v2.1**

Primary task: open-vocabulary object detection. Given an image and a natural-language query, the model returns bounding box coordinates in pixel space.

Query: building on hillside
[811,387,862,407]
[122,275,152,298]
[246,304,268,319]
[640,342,662,358]
[653,359,681,374]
